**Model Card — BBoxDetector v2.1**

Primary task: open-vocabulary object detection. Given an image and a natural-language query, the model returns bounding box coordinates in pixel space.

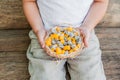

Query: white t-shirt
[37,0,94,30]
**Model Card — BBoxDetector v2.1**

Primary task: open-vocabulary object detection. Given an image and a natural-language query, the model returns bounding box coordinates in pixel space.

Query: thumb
[40,39,45,48]
[38,37,45,48]
[84,35,89,47]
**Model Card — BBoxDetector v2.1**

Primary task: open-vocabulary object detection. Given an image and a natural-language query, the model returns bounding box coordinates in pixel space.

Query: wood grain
[0,29,30,51]
[95,28,120,50]
[0,51,29,80]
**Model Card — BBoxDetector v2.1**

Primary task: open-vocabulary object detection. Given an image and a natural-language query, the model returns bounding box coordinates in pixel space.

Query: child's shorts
[26,29,106,80]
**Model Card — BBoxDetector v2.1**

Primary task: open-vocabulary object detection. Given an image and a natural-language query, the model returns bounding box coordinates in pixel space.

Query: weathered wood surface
[96,28,120,50]
[0,0,30,29]
[0,52,29,80]
[0,29,30,51]
[0,0,120,29]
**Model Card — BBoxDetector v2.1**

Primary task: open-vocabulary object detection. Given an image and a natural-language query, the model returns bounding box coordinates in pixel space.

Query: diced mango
[64,34,69,38]
[59,36,64,40]
[73,47,78,51]
[56,47,62,55]
[77,44,81,48]
[63,45,71,51]
[61,50,65,54]
[45,41,51,46]
[69,49,73,53]
[56,27,61,32]
[67,37,71,41]
[66,27,73,31]
[54,34,59,40]
[60,40,65,44]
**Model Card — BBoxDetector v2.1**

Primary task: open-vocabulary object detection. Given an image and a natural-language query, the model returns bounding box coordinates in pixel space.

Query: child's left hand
[78,26,91,47]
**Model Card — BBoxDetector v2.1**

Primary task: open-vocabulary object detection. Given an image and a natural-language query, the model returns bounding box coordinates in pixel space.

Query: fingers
[37,35,46,49]
[83,35,89,47]
[79,28,89,47]
[37,30,47,49]
[81,31,88,47]
[39,39,45,48]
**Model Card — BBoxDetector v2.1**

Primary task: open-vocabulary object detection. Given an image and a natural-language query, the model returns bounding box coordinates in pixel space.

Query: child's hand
[36,28,47,49]
[78,27,91,47]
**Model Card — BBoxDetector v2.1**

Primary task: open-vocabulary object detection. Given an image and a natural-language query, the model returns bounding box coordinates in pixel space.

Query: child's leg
[26,30,67,80]
[67,30,106,80]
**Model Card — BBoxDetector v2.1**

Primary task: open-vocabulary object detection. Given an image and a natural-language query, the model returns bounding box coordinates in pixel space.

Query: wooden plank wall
[0,0,120,80]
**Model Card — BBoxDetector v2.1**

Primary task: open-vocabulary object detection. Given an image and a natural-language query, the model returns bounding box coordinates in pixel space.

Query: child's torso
[37,0,94,30]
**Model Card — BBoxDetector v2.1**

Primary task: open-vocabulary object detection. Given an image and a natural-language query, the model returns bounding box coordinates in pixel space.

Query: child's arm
[22,0,46,48]
[79,0,109,47]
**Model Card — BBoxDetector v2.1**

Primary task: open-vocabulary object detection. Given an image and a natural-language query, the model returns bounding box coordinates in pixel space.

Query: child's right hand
[36,28,47,49]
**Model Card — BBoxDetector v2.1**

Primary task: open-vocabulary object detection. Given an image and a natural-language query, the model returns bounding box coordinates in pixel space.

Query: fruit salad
[45,26,83,58]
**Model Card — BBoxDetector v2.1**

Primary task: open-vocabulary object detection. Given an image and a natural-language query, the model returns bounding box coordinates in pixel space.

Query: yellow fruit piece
[71,38,76,44]
[63,45,71,51]
[67,37,71,41]
[61,32,64,35]
[77,44,81,48]
[61,50,65,54]
[71,38,75,41]
[50,34,55,39]
[69,50,73,53]
[64,34,69,38]
[73,47,78,51]
[45,41,51,46]
[59,36,64,40]
[60,40,64,44]
[54,34,59,40]
[66,27,73,31]
[56,27,61,32]
[72,40,76,44]
[56,47,62,55]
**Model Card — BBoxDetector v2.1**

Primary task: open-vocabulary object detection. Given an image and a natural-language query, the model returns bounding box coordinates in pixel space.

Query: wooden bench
[0,0,120,80]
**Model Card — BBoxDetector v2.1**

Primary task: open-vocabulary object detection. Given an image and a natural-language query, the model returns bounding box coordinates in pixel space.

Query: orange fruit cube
[56,47,62,55]
[63,45,71,51]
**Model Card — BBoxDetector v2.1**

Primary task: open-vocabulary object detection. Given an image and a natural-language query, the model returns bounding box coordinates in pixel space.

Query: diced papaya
[61,50,65,54]
[73,46,78,51]
[66,27,73,31]
[64,34,69,38]
[67,37,71,41]
[77,44,81,48]
[69,49,73,53]
[45,41,51,46]
[50,34,54,39]
[56,47,62,55]
[54,34,59,40]
[59,36,64,40]
[56,27,61,32]
[60,40,64,44]
[71,38,76,44]
[63,45,71,51]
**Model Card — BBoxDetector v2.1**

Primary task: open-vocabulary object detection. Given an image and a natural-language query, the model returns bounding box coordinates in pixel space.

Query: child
[23,0,109,80]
